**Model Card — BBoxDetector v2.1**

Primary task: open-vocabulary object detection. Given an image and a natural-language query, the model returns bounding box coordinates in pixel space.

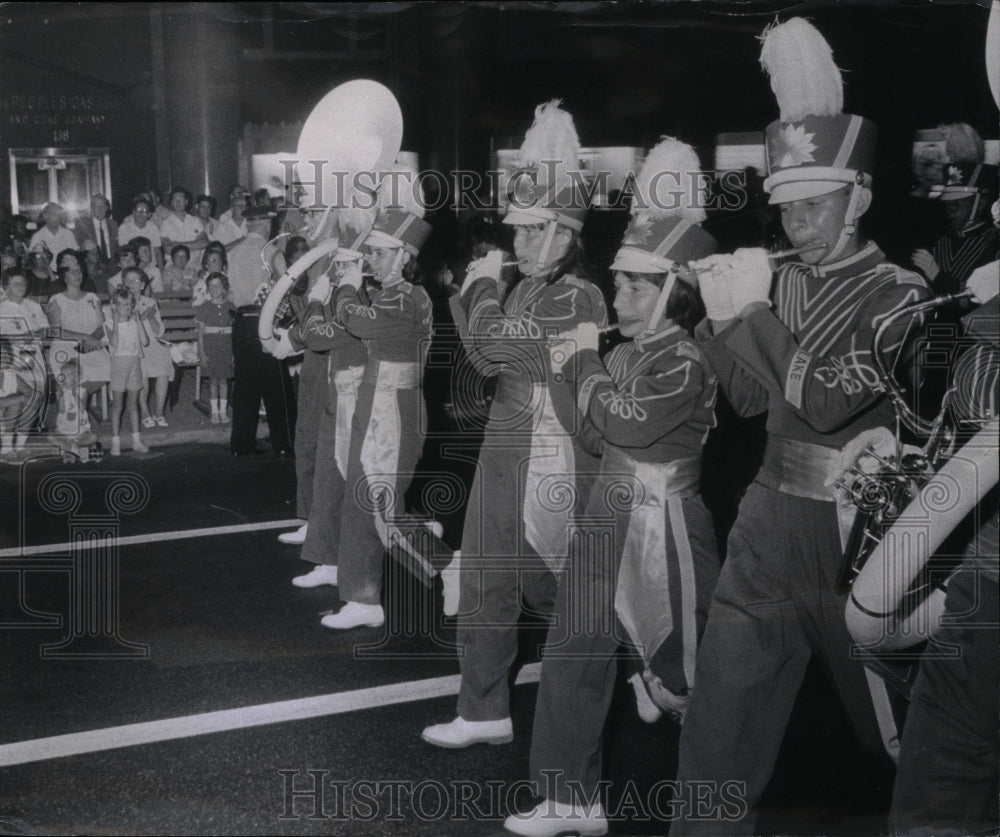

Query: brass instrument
[834,288,974,596]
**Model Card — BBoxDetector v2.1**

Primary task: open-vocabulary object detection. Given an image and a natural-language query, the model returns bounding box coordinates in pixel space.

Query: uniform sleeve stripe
[784,348,812,409]
[577,372,611,415]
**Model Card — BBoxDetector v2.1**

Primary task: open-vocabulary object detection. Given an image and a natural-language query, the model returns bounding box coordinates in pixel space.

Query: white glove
[725,248,773,317]
[966,260,999,305]
[460,249,504,296]
[912,249,940,282]
[825,426,895,488]
[339,260,363,292]
[268,327,295,359]
[307,271,332,304]
[549,322,600,375]
[691,255,737,322]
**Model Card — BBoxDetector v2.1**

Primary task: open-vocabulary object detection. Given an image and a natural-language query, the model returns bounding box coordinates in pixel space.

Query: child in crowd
[191,245,228,306]
[49,358,100,462]
[104,286,149,456]
[132,237,164,293]
[163,245,198,292]
[194,272,236,424]
[0,339,35,462]
[106,247,138,294]
[122,267,174,428]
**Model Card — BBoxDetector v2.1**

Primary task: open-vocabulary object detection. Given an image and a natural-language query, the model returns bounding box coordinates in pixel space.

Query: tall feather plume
[759,18,843,122]
[631,137,706,223]
[517,99,581,187]
[939,122,985,164]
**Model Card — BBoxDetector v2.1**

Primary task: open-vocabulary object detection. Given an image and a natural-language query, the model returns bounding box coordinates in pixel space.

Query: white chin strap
[640,269,677,339]
[381,249,406,286]
[528,220,559,278]
[826,182,864,263]
[963,194,983,233]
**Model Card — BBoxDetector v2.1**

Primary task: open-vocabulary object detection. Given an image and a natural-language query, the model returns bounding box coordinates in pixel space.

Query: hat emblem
[946,165,963,185]
[774,123,818,168]
[622,212,654,246]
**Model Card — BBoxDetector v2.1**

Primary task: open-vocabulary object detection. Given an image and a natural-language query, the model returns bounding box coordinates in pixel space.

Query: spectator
[118,196,164,268]
[194,272,236,424]
[147,188,171,228]
[218,185,248,226]
[46,255,111,429]
[74,194,119,268]
[163,244,197,293]
[192,245,228,306]
[121,267,173,428]
[82,241,113,297]
[48,358,99,461]
[194,195,218,240]
[215,192,248,246]
[29,204,76,271]
[226,208,273,307]
[106,246,139,294]
[133,237,163,293]
[54,250,94,298]
[0,268,49,437]
[103,285,149,456]
[159,188,209,264]
[25,245,53,300]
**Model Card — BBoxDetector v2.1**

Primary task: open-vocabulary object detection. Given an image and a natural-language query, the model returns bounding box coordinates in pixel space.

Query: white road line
[0,519,303,558]
[0,663,542,767]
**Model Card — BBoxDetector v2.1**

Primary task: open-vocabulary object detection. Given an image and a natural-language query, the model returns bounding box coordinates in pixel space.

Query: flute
[681,242,826,279]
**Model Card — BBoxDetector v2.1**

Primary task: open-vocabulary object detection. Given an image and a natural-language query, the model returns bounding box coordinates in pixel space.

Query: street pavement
[0,427,896,835]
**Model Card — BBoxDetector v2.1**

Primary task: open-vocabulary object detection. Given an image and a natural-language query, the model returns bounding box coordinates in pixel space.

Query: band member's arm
[334,284,432,339]
[462,275,608,361]
[290,300,355,353]
[723,281,930,433]
[697,321,770,418]
[570,346,710,448]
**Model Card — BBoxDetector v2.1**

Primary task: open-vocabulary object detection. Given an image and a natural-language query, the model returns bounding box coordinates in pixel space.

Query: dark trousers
[295,350,329,518]
[230,308,296,455]
[674,483,885,835]
[891,566,999,836]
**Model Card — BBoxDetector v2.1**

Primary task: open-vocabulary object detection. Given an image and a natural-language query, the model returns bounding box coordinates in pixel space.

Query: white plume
[631,137,706,223]
[518,99,581,186]
[759,18,843,122]
[376,162,426,220]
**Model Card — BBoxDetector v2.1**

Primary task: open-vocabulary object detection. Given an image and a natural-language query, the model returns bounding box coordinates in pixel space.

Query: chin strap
[962,193,983,233]
[825,178,866,263]
[640,268,677,339]
[530,219,560,279]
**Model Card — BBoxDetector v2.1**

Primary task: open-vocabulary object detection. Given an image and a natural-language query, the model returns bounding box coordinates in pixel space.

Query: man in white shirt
[28,203,77,271]
[226,207,273,307]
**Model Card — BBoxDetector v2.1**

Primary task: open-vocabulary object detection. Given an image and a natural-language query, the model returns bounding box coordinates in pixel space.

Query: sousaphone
[259,79,403,354]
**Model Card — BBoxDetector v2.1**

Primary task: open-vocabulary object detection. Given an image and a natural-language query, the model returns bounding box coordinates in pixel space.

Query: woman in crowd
[160,188,209,270]
[421,102,608,748]
[46,250,111,428]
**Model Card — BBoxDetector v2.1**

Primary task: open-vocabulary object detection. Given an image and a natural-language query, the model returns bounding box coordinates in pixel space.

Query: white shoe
[439,551,460,617]
[292,564,338,588]
[629,672,662,724]
[421,716,513,749]
[504,799,608,837]
[424,519,445,539]
[320,602,384,630]
[110,437,121,456]
[278,523,308,545]
[132,438,149,454]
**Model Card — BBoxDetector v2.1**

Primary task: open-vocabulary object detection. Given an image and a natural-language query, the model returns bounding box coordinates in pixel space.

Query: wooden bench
[153,289,208,411]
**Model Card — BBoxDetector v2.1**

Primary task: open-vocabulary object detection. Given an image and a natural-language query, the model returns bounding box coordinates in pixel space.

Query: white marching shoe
[504,799,608,837]
[278,523,308,545]
[292,564,338,588]
[320,602,385,630]
[421,716,513,749]
[629,672,663,724]
[439,550,461,616]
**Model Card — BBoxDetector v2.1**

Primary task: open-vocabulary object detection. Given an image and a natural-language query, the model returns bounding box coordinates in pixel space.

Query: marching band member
[319,194,434,630]
[505,139,722,837]
[277,236,330,547]
[284,231,368,589]
[672,19,931,833]
[912,123,998,299]
[421,101,609,749]
[889,266,999,836]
